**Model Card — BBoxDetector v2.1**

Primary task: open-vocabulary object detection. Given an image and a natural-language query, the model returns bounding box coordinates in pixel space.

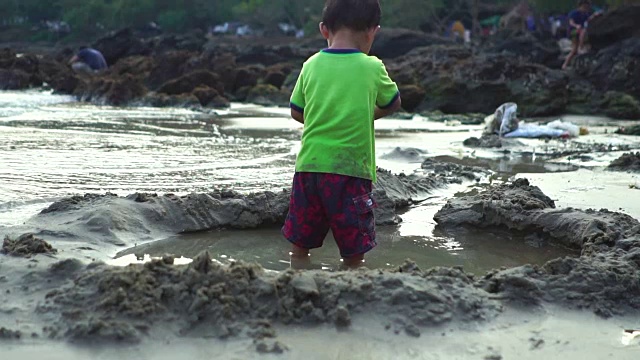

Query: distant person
[68,47,108,75]
[450,20,465,42]
[283,0,401,269]
[562,0,603,70]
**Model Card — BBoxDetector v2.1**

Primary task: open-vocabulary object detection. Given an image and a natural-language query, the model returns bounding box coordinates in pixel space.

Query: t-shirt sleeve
[289,68,305,113]
[376,61,400,109]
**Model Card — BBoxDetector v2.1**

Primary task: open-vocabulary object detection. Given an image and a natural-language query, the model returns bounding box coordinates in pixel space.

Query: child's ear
[319,22,330,39]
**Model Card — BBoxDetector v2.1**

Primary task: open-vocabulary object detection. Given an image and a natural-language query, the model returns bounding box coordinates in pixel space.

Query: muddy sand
[1,176,640,359]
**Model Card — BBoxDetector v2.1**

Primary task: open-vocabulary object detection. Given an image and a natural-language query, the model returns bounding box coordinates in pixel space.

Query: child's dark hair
[578,0,592,6]
[322,0,382,32]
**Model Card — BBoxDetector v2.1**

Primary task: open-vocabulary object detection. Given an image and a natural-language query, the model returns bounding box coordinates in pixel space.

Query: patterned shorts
[282,172,377,258]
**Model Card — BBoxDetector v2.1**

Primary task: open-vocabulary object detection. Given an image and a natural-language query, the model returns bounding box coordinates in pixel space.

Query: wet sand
[2,91,640,358]
[1,309,638,360]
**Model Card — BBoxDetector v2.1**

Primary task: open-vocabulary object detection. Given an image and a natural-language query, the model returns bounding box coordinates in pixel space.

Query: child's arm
[569,18,580,29]
[374,96,402,120]
[291,108,304,124]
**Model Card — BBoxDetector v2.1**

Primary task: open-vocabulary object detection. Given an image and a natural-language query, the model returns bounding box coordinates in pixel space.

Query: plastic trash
[547,120,581,137]
[503,124,566,138]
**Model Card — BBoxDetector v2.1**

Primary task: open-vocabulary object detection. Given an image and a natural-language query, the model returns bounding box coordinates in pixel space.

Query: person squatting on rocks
[68,47,108,75]
[282,0,402,269]
[562,0,603,70]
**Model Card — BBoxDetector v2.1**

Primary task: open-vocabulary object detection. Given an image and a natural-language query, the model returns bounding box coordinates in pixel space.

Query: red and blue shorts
[282,172,377,258]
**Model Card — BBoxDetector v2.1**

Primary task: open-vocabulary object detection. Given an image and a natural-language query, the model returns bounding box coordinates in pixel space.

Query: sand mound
[20,178,640,347]
[2,234,57,258]
[42,253,499,344]
[435,178,640,316]
[23,167,486,247]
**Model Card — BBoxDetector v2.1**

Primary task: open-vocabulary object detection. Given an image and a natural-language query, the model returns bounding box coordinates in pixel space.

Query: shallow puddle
[433,155,580,175]
[114,211,577,275]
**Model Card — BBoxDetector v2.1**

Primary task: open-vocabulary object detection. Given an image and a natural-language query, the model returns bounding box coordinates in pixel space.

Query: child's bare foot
[289,244,311,269]
[341,254,365,269]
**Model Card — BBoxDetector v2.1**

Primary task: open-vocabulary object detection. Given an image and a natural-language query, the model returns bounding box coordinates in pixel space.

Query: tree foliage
[2,0,638,36]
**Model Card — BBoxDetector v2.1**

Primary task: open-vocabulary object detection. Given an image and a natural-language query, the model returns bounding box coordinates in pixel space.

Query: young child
[562,0,602,70]
[282,0,402,268]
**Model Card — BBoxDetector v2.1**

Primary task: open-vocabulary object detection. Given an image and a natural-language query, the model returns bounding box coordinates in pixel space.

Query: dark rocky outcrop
[601,91,640,120]
[485,31,561,68]
[157,70,224,96]
[245,84,289,107]
[616,125,640,136]
[75,74,148,106]
[0,68,31,90]
[608,152,640,173]
[370,28,451,59]
[92,28,152,66]
[588,5,640,51]
[3,21,640,118]
[388,46,568,116]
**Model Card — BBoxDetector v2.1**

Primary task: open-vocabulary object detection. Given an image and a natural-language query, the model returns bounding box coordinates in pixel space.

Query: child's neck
[327,29,369,53]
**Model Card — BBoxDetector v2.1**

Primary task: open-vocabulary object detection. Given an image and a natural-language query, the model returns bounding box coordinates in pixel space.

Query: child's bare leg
[578,29,587,51]
[290,244,311,269]
[342,254,364,269]
[562,43,578,70]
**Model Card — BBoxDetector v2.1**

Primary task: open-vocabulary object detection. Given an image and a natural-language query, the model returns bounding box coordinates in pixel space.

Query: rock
[608,152,640,173]
[370,28,450,59]
[234,44,297,66]
[205,53,238,93]
[486,32,561,67]
[145,51,195,90]
[573,38,640,100]
[234,66,262,92]
[38,58,79,93]
[589,5,640,51]
[137,93,201,108]
[398,84,425,112]
[601,91,640,120]
[0,48,16,68]
[390,46,568,116]
[264,70,286,89]
[0,69,31,90]
[93,28,151,66]
[420,111,486,125]
[109,56,154,77]
[157,70,223,96]
[246,84,289,107]
[463,134,502,148]
[192,86,229,108]
[2,233,57,257]
[616,125,640,136]
[150,31,206,54]
[75,74,147,106]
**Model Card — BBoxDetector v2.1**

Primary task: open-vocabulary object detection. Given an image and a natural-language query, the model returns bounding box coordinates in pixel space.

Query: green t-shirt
[290,49,399,182]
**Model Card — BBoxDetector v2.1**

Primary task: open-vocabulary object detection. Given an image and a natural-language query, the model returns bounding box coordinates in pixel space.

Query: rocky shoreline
[1,6,640,119]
